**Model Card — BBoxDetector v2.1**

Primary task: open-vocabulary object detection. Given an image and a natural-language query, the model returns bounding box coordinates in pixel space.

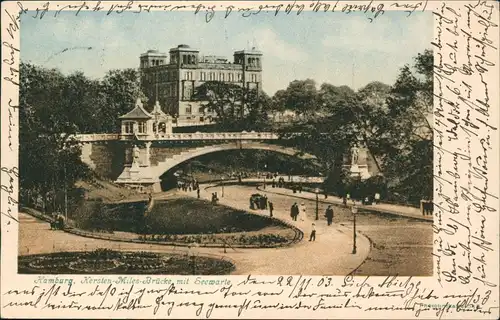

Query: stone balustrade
[74,132,279,142]
[74,134,121,142]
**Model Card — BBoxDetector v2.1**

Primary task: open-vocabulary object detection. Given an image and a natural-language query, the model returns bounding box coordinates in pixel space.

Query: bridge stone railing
[73,133,121,142]
[74,132,280,142]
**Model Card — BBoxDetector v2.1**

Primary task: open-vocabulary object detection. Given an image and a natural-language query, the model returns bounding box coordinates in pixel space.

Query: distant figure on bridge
[197,188,200,199]
[325,205,334,226]
[290,203,299,221]
[269,201,274,217]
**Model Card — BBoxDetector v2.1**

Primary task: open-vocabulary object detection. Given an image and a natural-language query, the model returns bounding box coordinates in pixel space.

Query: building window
[219,73,224,81]
[183,82,193,100]
[186,105,192,115]
[184,72,193,80]
[229,73,234,82]
[124,122,134,134]
[237,73,242,82]
[251,74,257,82]
[209,72,214,81]
[200,72,206,81]
[138,122,146,134]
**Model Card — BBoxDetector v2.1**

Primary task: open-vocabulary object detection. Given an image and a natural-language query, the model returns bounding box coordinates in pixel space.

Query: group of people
[177,179,199,192]
[211,192,219,205]
[288,202,336,241]
[271,177,286,188]
[341,192,381,207]
[249,194,268,210]
[177,178,201,198]
[249,194,275,217]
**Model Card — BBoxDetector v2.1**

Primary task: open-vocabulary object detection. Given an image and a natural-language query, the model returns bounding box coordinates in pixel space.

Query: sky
[21,9,432,95]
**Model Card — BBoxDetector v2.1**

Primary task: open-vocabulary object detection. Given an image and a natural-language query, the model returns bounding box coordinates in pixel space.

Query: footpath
[251,184,433,222]
[19,184,372,275]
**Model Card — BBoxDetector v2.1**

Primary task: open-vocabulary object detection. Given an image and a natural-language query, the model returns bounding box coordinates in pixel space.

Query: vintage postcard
[1,0,499,319]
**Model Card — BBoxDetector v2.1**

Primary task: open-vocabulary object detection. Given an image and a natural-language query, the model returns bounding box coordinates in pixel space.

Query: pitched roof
[119,99,152,120]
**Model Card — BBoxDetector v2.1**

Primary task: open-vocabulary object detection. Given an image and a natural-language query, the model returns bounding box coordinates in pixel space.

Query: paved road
[241,185,434,276]
[19,185,371,276]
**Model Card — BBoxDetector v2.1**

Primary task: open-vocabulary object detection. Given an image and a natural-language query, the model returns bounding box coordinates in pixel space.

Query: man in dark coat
[290,202,299,221]
[269,201,274,217]
[325,205,334,226]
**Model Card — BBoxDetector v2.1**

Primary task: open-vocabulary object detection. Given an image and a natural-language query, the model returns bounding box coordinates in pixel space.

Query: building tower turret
[140,49,167,69]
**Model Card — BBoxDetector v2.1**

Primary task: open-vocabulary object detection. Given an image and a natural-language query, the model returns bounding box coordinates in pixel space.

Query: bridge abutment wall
[80,142,127,180]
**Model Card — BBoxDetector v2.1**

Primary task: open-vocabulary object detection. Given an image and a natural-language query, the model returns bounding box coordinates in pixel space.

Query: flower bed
[137,232,293,247]
[19,249,234,275]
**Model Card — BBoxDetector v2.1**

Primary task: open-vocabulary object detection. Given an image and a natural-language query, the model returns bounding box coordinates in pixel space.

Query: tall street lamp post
[64,165,68,222]
[351,204,358,254]
[189,243,200,275]
[263,164,267,189]
[315,188,319,220]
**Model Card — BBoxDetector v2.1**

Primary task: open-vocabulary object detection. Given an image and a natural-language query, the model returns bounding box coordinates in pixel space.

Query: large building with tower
[139,44,263,126]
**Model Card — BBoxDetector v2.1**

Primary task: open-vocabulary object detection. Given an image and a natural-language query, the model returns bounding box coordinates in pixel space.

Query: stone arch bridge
[76,132,324,193]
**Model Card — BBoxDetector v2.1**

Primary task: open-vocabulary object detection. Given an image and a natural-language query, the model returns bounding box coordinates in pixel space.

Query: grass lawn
[145,198,284,234]
[71,197,288,235]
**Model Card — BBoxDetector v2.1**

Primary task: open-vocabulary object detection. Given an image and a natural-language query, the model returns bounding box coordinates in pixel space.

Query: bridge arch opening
[158,146,321,191]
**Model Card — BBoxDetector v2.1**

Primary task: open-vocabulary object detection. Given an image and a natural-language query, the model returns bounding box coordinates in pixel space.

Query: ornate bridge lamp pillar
[145,142,152,167]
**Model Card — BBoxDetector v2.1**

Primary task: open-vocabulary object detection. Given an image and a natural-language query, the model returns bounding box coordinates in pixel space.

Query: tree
[192,81,270,131]
[380,50,434,202]
[273,79,319,119]
[19,63,92,210]
[101,68,148,132]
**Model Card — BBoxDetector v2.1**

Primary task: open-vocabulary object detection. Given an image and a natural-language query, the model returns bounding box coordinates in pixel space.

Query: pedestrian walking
[374,192,380,204]
[269,201,274,217]
[325,205,334,226]
[250,196,255,210]
[263,195,268,209]
[309,223,316,241]
[197,188,200,199]
[290,202,299,221]
[300,202,306,220]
